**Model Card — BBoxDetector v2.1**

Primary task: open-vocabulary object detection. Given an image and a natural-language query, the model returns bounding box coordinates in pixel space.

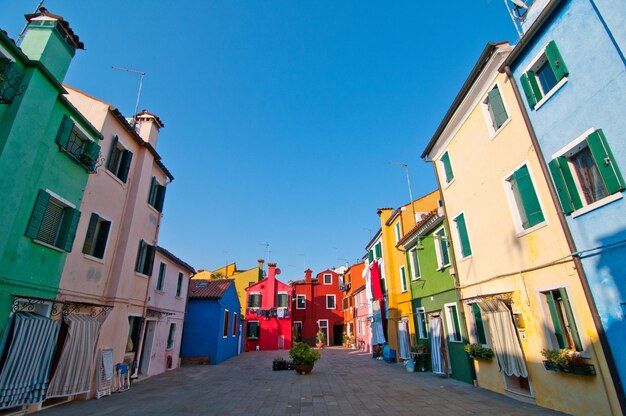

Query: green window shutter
[148,177,156,204]
[375,242,382,259]
[450,305,461,340]
[400,267,406,291]
[81,140,101,171]
[548,157,583,213]
[136,240,145,272]
[472,303,487,345]
[558,288,583,351]
[545,41,569,81]
[441,152,454,182]
[513,165,545,228]
[107,135,119,170]
[82,213,99,254]
[455,214,472,257]
[119,150,133,183]
[520,73,541,108]
[545,291,567,349]
[587,129,625,194]
[55,115,75,149]
[177,273,183,296]
[145,244,156,276]
[155,185,167,212]
[488,86,508,129]
[25,190,51,239]
[368,249,374,263]
[58,207,81,252]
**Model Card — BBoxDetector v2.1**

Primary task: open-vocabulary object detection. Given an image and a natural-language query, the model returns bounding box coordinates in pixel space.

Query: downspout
[504,65,626,413]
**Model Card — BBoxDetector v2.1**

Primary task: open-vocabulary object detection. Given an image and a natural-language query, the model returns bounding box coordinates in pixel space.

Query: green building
[398,210,473,384]
[0,9,102,409]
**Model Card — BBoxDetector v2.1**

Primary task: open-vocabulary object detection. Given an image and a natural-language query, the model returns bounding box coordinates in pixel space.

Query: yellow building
[422,42,620,415]
[194,259,264,315]
[377,191,439,360]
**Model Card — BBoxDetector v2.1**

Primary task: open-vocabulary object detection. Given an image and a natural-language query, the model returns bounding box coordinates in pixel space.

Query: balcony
[0,58,26,104]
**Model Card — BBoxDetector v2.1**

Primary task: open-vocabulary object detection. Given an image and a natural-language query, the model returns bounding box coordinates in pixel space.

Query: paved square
[41,348,564,415]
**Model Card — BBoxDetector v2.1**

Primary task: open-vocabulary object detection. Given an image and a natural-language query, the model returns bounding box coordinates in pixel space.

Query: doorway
[428,313,449,375]
[332,324,343,346]
[139,321,156,375]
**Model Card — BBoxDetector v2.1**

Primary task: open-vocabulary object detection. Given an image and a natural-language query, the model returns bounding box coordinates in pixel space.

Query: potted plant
[415,339,429,353]
[315,330,326,349]
[541,348,596,376]
[342,333,349,347]
[464,344,494,361]
[289,342,320,375]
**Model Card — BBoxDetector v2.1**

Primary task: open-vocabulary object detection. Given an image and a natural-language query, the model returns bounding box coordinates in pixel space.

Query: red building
[291,269,344,346]
[244,263,292,351]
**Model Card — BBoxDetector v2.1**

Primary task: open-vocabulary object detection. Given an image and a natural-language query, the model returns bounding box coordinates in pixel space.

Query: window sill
[448,339,464,344]
[442,178,455,190]
[105,169,128,187]
[154,290,165,294]
[533,77,568,111]
[457,255,473,263]
[490,117,512,140]
[411,277,421,281]
[571,193,623,218]
[515,221,548,238]
[147,204,162,216]
[437,263,451,271]
[135,272,150,278]
[83,253,105,264]
[32,239,65,253]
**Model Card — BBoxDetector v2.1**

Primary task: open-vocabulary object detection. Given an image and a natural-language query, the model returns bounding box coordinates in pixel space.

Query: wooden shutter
[55,115,75,149]
[455,214,472,257]
[472,303,487,345]
[449,305,461,341]
[545,291,567,349]
[513,165,545,228]
[558,288,583,351]
[587,129,625,194]
[135,240,146,273]
[375,242,382,259]
[81,140,101,171]
[548,157,582,214]
[82,213,99,254]
[148,177,156,205]
[107,136,119,170]
[368,249,374,263]
[520,72,542,108]
[487,86,508,129]
[25,190,51,239]
[545,41,569,81]
[155,184,167,212]
[58,207,81,252]
[441,152,454,182]
[177,273,183,296]
[400,267,406,291]
[145,244,156,276]
[119,150,133,182]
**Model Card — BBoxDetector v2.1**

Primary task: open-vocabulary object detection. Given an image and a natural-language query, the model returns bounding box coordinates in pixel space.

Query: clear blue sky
[1,1,518,280]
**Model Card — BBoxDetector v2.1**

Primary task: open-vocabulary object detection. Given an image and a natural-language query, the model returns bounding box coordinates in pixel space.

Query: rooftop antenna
[112,66,145,125]
[362,227,372,240]
[298,253,306,270]
[389,162,416,224]
[504,0,528,38]
[259,242,271,263]
[17,0,46,44]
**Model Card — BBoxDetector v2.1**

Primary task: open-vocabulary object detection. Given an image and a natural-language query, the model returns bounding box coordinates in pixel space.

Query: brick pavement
[40,348,565,416]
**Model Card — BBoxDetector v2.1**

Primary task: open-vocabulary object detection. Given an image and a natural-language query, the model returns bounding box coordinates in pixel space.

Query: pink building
[353,285,372,353]
[56,87,181,402]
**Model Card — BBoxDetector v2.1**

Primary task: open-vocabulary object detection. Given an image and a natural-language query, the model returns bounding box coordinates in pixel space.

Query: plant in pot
[541,348,595,376]
[290,342,321,375]
[464,344,494,361]
[315,330,326,349]
[415,339,429,353]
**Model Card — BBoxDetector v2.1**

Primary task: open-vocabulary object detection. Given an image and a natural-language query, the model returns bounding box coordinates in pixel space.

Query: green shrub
[289,342,321,365]
[464,344,494,360]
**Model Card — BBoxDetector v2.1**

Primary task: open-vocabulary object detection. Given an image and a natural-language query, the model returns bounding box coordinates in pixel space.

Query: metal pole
[17,0,45,44]
[111,66,146,122]
[404,164,416,223]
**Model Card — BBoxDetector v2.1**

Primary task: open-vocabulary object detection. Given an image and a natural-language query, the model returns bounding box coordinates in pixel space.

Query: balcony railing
[0,58,26,104]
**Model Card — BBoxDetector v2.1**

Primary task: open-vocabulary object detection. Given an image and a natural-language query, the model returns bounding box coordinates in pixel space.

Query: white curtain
[429,317,445,374]
[398,321,410,360]
[477,300,528,378]
[371,300,386,344]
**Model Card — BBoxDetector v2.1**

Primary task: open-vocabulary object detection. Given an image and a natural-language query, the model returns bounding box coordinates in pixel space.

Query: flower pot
[294,364,314,375]
[316,343,325,349]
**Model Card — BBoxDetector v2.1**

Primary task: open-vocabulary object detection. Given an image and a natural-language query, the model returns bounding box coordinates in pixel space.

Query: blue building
[503,0,626,408]
[181,279,242,365]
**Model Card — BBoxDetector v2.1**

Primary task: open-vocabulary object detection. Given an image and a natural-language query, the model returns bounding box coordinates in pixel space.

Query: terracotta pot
[294,364,314,375]
[316,343,325,349]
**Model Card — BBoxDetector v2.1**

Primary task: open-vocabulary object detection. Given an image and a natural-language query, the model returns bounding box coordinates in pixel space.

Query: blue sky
[1,1,518,280]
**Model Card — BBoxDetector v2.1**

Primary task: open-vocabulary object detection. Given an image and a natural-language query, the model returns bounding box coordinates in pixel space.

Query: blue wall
[510,0,626,394]
[181,284,241,365]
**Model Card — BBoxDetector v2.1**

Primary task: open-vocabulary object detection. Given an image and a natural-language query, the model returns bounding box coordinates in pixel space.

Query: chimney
[305,269,313,284]
[257,259,264,282]
[135,109,164,148]
[266,263,278,308]
[20,7,84,82]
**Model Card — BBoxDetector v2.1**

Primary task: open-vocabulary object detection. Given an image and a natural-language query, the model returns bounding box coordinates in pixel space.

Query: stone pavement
[40,348,565,416]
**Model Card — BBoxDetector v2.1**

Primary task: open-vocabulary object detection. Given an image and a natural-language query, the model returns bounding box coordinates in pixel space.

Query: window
[248,293,261,308]
[483,84,509,133]
[543,288,583,351]
[374,242,382,259]
[470,304,488,345]
[232,313,238,336]
[394,221,402,243]
[506,164,545,230]
[167,323,176,349]
[82,213,111,259]
[399,266,407,293]
[445,303,462,343]
[293,322,302,341]
[453,213,472,258]
[135,240,156,276]
[127,316,142,353]
[440,151,454,184]
[148,176,166,212]
[296,295,306,309]
[416,308,427,339]
[521,41,568,108]
[223,310,230,338]
[106,136,133,183]
[247,321,259,339]
[342,297,349,311]
[25,189,80,252]
[55,114,101,172]
[357,319,361,335]
[326,295,336,309]
[549,129,624,215]
[323,273,332,285]
[368,249,374,263]
[176,273,183,297]
[434,227,450,268]
[0,55,24,104]
[276,292,288,308]
[409,248,421,280]
[156,262,166,291]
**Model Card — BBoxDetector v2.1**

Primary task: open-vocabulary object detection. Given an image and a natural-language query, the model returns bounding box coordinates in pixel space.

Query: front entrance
[332,324,343,346]
[139,321,156,375]
[428,313,449,375]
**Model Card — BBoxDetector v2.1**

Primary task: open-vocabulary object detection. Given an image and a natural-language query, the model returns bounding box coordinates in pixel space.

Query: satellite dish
[511,0,528,8]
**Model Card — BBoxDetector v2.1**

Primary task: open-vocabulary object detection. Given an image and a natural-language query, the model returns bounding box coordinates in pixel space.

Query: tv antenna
[17,0,46,44]
[112,66,145,124]
[259,242,271,262]
[504,0,528,38]
[389,162,416,224]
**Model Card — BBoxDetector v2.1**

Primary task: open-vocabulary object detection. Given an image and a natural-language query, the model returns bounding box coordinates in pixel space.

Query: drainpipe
[504,65,626,413]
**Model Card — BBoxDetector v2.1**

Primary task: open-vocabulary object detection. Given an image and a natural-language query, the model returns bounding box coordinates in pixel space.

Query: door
[398,319,411,360]
[428,314,448,375]
[318,320,329,345]
[333,324,343,346]
[139,321,156,375]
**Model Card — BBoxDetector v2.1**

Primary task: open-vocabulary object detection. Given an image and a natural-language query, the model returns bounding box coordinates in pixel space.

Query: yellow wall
[379,191,439,355]
[429,46,619,415]
[194,264,261,315]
